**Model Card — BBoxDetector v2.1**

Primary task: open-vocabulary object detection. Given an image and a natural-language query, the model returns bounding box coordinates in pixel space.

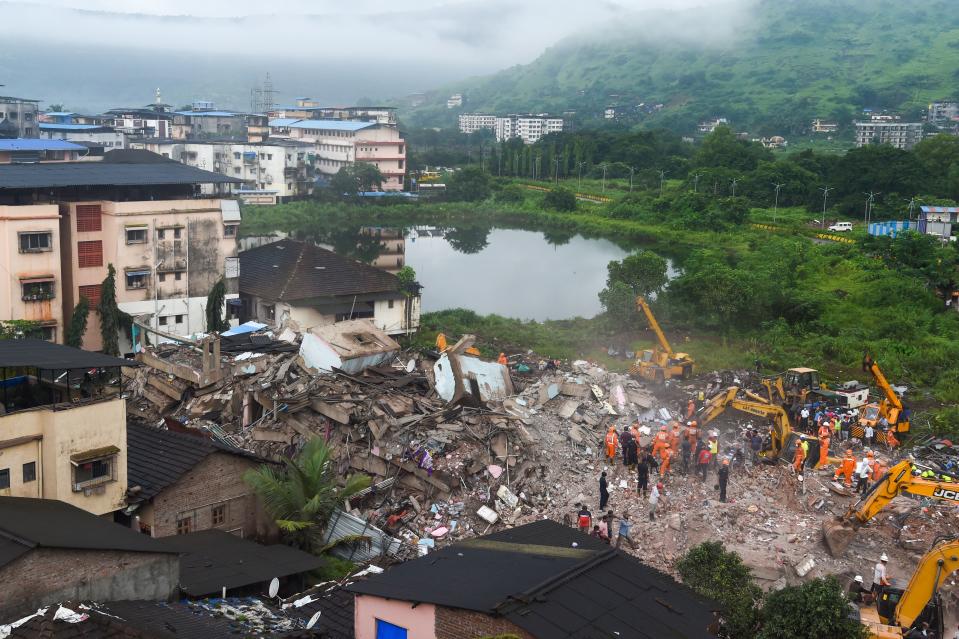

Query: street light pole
[819,186,833,229]
[772,182,784,224]
[602,163,608,193]
[659,170,667,198]
[553,158,560,184]
[578,162,586,189]
[730,177,739,197]
[693,173,702,193]
[629,167,635,192]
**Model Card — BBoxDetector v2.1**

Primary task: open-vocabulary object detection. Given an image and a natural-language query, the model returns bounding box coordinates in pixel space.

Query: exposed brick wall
[435,606,535,639]
[0,548,178,618]
[149,452,276,540]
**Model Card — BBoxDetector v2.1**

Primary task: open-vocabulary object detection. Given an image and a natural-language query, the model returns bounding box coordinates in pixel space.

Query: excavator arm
[862,354,908,433]
[894,538,959,629]
[698,387,794,458]
[824,461,959,556]
[636,296,673,356]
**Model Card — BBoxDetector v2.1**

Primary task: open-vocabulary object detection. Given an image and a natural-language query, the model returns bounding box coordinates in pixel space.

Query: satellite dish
[268,577,280,598]
[306,610,322,630]
[405,359,415,373]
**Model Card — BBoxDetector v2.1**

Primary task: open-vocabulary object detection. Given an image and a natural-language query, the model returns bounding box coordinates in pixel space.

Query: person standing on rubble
[636,453,650,498]
[855,455,871,494]
[648,482,662,521]
[708,435,719,469]
[497,352,508,366]
[697,444,711,481]
[873,553,891,594]
[801,405,810,431]
[864,423,875,447]
[578,505,593,533]
[599,472,610,510]
[687,398,695,420]
[625,433,638,468]
[718,459,730,502]
[681,436,692,474]
[619,426,631,466]
[750,431,763,465]
[793,441,806,473]
[616,514,637,550]
[834,449,856,487]
[605,426,619,463]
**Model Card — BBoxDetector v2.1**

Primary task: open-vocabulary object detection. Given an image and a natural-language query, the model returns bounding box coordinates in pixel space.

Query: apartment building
[0,339,132,516]
[494,114,564,144]
[928,101,959,126]
[854,120,923,150]
[0,159,241,351]
[171,109,270,141]
[811,119,839,133]
[698,117,728,133]
[447,94,464,109]
[0,95,41,138]
[131,138,315,201]
[106,108,173,138]
[457,113,497,134]
[0,139,86,164]
[38,123,127,149]
[270,119,406,191]
[269,101,397,126]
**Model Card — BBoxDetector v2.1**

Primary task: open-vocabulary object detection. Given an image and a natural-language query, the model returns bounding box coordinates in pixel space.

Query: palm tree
[244,437,371,554]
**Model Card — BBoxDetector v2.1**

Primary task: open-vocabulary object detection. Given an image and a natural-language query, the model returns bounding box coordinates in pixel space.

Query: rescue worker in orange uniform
[652,426,669,459]
[686,421,699,447]
[435,333,448,351]
[885,429,899,450]
[497,352,508,366]
[833,449,856,487]
[817,434,830,469]
[668,424,682,451]
[818,422,832,440]
[871,456,886,482]
[793,442,805,472]
[687,399,695,420]
[659,443,672,477]
[605,426,619,462]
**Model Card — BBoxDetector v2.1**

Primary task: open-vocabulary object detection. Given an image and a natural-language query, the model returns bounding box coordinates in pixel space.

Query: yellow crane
[823,459,959,556]
[855,354,910,444]
[859,536,959,638]
[631,296,694,382]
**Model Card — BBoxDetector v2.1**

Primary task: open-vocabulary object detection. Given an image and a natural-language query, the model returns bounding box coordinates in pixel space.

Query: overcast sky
[2,0,743,71]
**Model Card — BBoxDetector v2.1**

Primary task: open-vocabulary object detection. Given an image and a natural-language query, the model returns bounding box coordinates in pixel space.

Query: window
[174,314,184,324]
[158,316,168,326]
[224,224,238,237]
[22,462,36,483]
[125,271,149,289]
[157,229,166,240]
[234,167,241,174]
[174,271,182,281]
[75,205,102,232]
[233,152,241,160]
[126,227,148,244]
[176,515,193,535]
[72,455,115,491]
[265,304,275,321]
[0,468,9,490]
[19,231,52,252]
[173,228,182,239]
[40,325,55,342]
[77,240,103,268]
[375,620,408,639]
[7,111,16,121]
[22,280,55,301]
[388,299,394,309]
[212,503,226,526]
[158,273,166,282]
[78,284,102,306]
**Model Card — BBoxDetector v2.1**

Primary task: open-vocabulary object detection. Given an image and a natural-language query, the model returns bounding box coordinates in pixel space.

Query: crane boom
[698,387,795,458]
[635,296,673,356]
[863,354,904,414]
[894,538,959,629]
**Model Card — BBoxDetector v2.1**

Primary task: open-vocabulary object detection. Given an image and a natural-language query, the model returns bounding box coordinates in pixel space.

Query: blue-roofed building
[0,138,87,163]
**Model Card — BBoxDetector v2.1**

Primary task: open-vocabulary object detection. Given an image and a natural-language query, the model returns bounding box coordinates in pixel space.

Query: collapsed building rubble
[124,321,959,612]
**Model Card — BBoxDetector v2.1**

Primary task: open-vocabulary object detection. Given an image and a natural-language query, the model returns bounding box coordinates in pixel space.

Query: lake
[242,223,660,321]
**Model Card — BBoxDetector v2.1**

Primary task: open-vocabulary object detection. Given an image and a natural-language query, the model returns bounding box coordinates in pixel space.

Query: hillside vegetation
[409,0,959,134]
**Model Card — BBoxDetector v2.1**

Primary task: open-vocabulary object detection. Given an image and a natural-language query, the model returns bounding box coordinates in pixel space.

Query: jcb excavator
[631,297,694,382]
[823,460,959,556]
[759,368,825,405]
[698,386,818,462]
[855,354,910,444]
[859,536,959,638]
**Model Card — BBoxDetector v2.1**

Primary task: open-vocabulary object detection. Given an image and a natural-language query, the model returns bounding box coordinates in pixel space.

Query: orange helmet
[722,459,730,465]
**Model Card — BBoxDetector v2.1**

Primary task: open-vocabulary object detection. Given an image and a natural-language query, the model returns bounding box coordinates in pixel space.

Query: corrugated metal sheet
[220,199,241,222]
[0,139,86,151]
[868,220,913,237]
[320,509,405,563]
[0,162,242,189]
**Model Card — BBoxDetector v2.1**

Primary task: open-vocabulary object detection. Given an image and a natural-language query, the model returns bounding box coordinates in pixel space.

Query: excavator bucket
[822,518,856,557]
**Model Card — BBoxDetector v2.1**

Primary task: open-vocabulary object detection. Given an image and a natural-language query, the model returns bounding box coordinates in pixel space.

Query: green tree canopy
[693,126,773,172]
[205,278,230,333]
[544,187,577,211]
[66,297,90,348]
[446,166,492,202]
[329,162,385,196]
[97,264,131,356]
[607,250,669,297]
[676,541,762,638]
[756,577,866,639]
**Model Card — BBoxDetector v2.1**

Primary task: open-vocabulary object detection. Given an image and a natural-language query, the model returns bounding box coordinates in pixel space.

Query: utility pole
[819,186,833,228]
[907,197,918,220]
[629,166,635,192]
[730,177,739,197]
[601,163,608,193]
[578,162,586,189]
[659,170,667,198]
[863,191,879,225]
[553,158,560,184]
[693,173,702,193]
[772,182,784,224]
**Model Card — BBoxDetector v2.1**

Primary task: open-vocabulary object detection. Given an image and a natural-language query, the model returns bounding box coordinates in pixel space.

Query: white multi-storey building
[493,114,564,145]
[854,120,923,150]
[457,114,497,134]
[447,94,464,109]
[269,119,406,191]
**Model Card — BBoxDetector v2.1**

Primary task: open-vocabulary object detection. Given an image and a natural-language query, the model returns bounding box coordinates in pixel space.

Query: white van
[828,222,853,232]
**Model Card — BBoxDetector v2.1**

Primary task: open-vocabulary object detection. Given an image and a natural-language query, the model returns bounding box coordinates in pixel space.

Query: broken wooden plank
[310,399,352,424]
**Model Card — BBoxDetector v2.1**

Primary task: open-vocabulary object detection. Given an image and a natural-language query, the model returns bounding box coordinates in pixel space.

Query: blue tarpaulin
[222,321,267,337]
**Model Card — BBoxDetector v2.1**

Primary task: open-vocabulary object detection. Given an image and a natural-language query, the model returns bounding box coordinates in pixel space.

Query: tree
[693,126,772,172]
[244,437,372,554]
[205,279,229,333]
[607,250,669,297]
[328,162,384,197]
[494,184,526,204]
[757,577,866,639]
[676,542,762,638]
[97,264,130,356]
[66,297,90,348]
[544,187,577,211]
[445,224,491,254]
[446,166,491,201]
[48,103,65,112]
[599,280,639,328]
[0,320,43,339]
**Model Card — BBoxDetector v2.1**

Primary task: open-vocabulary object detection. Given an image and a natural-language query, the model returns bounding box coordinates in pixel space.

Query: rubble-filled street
[122,319,959,629]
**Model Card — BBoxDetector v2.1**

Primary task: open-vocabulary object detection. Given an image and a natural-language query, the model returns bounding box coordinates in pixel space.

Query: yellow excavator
[697,386,818,462]
[631,297,694,382]
[760,368,825,405]
[854,354,910,444]
[823,460,959,556]
[859,536,959,638]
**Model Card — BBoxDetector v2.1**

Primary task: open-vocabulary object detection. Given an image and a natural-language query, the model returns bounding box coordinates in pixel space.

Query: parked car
[828,221,854,232]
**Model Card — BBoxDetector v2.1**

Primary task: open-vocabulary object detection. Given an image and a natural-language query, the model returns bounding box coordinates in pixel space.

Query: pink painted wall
[354,594,436,639]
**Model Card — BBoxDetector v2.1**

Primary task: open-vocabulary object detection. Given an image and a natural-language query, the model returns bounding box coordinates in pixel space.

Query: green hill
[407,0,959,135]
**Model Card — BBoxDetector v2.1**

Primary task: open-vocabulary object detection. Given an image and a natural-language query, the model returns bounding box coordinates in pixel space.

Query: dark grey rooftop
[0,161,241,189]
[0,338,135,370]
